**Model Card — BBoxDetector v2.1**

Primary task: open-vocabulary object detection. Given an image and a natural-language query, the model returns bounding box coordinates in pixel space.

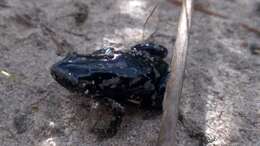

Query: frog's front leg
[104,98,125,137]
[92,97,125,138]
[154,73,169,109]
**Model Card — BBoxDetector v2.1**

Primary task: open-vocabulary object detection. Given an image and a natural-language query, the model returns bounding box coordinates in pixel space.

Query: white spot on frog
[128,99,141,105]
[99,77,120,89]
[129,77,141,86]
[49,121,55,128]
[110,84,117,88]
[80,83,86,88]
[91,102,99,109]
[84,89,89,95]
[102,77,120,86]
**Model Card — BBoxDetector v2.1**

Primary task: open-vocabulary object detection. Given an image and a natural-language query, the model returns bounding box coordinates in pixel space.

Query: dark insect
[50,42,169,138]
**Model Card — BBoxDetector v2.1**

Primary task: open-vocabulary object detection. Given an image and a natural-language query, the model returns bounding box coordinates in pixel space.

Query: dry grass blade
[240,23,260,37]
[168,0,227,19]
[157,0,193,146]
[169,0,260,37]
[40,24,74,56]
[142,3,160,40]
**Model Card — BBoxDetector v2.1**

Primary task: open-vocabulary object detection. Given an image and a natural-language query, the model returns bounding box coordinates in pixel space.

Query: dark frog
[50,42,169,137]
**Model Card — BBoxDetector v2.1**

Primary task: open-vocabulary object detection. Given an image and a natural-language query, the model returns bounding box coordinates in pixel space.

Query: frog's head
[131,42,168,59]
[50,48,117,93]
[50,52,83,92]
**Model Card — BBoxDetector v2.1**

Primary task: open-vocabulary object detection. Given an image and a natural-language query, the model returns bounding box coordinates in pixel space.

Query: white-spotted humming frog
[50,42,169,137]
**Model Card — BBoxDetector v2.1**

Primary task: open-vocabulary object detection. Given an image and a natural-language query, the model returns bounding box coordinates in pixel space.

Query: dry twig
[240,23,260,37]
[168,0,227,19]
[157,0,193,146]
[168,0,260,37]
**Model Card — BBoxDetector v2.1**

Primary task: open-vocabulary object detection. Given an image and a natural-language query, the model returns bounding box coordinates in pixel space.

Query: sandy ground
[0,0,259,145]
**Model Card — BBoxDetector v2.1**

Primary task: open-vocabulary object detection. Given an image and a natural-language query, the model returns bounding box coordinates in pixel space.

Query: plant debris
[40,24,74,56]
[249,44,260,55]
[74,2,89,25]
[240,23,260,37]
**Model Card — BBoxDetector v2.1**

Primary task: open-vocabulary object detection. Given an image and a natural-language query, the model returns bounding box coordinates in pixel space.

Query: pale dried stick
[157,0,193,146]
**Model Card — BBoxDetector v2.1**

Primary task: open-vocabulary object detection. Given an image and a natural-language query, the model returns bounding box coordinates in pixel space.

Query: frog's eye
[131,43,168,58]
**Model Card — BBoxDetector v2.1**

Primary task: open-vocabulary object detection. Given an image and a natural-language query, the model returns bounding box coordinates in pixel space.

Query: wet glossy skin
[50,42,169,137]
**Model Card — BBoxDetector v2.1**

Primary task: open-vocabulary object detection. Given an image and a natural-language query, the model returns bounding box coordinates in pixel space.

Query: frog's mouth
[50,65,79,91]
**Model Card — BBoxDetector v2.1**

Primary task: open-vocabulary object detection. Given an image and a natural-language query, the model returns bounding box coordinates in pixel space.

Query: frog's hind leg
[141,74,168,119]
[105,98,125,137]
[91,97,125,138]
[138,94,161,120]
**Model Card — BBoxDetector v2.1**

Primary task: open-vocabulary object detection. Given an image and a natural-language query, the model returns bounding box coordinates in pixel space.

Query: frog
[50,42,169,138]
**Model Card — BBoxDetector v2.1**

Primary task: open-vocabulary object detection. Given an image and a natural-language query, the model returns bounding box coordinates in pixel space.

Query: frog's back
[84,53,156,99]
[82,52,153,79]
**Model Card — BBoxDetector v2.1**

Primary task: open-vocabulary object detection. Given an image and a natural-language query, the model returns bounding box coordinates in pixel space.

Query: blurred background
[0,0,259,145]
